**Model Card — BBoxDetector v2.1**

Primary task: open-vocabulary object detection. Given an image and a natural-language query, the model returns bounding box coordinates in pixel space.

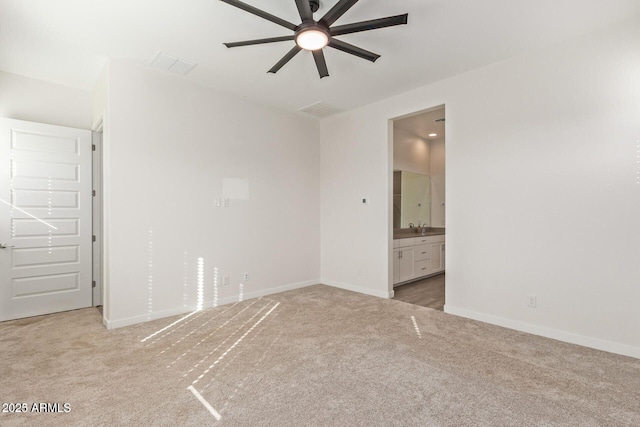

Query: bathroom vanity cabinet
[392,234,445,286]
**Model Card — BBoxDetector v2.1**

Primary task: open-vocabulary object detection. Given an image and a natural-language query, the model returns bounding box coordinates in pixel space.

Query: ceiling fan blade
[328,39,380,62]
[219,0,297,31]
[224,35,295,48]
[330,14,408,36]
[295,0,314,22]
[320,0,359,27]
[268,46,302,73]
[312,50,329,78]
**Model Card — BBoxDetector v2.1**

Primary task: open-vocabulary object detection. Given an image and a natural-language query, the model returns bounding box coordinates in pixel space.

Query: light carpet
[1,284,639,426]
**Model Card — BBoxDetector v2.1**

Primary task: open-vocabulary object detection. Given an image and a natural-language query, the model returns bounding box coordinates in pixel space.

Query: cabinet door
[393,249,400,284]
[429,243,443,273]
[399,248,415,282]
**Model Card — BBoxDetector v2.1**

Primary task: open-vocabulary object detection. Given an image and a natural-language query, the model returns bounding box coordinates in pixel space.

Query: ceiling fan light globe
[296,29,329,51]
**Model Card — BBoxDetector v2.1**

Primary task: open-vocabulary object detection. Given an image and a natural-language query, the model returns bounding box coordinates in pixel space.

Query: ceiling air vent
[298,101,342,118]
[150,51,197,76]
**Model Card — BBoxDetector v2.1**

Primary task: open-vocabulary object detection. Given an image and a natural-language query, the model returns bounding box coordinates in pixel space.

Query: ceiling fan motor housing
[296,21,329,37]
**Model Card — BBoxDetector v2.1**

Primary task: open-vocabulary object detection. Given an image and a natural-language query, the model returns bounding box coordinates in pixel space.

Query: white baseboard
[231,279,319,303]
[105,305,198,330]
[322,279,394,299]
[104,279,318,329]
[444,305,640,360]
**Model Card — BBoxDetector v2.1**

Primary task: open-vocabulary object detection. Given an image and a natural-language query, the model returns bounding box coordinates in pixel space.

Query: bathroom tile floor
[393,273,445,310]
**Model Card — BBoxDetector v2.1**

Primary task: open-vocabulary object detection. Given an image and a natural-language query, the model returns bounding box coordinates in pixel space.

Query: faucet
[408,223,415,228]
[416,222,428,235]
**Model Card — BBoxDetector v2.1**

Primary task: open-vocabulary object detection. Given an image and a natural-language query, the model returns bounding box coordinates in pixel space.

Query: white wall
[320,17,640,358]
[0,70,92,129]
[430,138,446,227]
[92,65,108,128]
[393,127,430,174]
[103,60,320,327]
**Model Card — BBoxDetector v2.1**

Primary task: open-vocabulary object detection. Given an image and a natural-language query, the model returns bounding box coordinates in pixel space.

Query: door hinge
[92,235,96,242]
[92,190,96,197]
[92,144,96,151]
[92,280,96,288]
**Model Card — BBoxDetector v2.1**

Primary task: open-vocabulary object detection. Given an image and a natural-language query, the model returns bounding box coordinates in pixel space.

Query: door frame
[388,104,447,297]
[92,118,103,307]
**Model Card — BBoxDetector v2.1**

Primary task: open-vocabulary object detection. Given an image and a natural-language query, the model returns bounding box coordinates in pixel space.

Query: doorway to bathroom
[390,105,446,310]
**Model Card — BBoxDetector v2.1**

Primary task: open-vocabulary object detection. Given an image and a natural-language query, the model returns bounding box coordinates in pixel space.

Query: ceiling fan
[219,0,408,78]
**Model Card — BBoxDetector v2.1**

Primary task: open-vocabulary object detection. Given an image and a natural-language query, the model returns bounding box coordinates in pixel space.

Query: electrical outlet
[223,276,230,286]
[527,295,537,308]
[243,272,249,281]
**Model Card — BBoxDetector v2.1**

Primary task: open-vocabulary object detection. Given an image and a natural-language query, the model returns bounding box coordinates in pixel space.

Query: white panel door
[0,118,92,321]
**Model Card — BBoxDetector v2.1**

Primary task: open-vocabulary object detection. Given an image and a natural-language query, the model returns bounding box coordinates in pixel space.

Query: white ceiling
[395,106,445,141]
[2,0,640,114]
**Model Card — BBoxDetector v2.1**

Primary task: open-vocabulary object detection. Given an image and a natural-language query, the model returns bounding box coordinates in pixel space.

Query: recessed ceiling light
[429,133,438,137]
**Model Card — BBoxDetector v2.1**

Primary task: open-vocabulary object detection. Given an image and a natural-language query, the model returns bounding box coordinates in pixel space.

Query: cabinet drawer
[397,238,415,248]
[414,244,430,261]
[414,235,445,245]
[414,259,430,276]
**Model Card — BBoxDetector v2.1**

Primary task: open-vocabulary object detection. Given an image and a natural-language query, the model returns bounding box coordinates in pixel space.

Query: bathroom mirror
[393,170,431,229]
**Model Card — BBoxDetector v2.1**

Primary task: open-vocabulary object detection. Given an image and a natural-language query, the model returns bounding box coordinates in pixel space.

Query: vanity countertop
[394,228,445,239]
